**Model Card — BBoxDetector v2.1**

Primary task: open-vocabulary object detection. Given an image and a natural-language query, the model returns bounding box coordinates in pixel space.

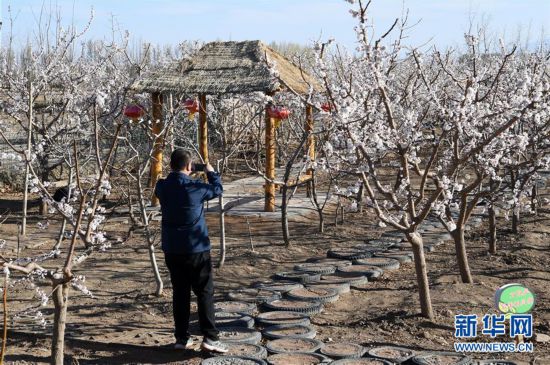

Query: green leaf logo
[495,283,535,314]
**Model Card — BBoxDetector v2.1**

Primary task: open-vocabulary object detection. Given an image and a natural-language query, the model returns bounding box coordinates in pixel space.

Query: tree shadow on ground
[6,330,209,365]
[346,310,417,326]
[0,198,40,214]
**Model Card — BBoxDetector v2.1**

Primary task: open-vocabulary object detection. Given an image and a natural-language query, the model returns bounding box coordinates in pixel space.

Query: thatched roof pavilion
[131,40,320,95]
[132,40,320,211]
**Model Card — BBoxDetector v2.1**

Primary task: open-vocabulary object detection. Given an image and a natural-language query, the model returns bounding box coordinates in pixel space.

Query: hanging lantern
[183,98,199,120]
[267,105,290,128]
[321,102,333,112]
[123,104,146,121]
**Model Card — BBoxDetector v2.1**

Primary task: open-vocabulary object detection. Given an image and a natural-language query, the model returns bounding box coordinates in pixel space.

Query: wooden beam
[199,93,209,162]
[264,105,276,212]
[150,92,163,207]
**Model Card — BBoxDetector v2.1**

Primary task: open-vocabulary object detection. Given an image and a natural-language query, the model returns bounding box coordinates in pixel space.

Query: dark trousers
[164,250,219,341]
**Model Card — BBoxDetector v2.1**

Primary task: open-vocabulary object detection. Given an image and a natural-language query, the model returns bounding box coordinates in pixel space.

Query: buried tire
[327,247,373,260]
[261,324,316,340]
[374,250,414,264]
[255,311,310,327]
[321,274,369,286]
[306,281,351,294]
[352,257,400,271]
[306,257,353,269]
[336,265,383,280]
[411,351,472,365]
[330,359,394,364]
[320,342,365,359]
[213,343,268,359]
[265,336,324,354]
[201,356,267,365]
[365,239,396,249]
[227,289,282,304]
[294,262,337,275]
[286,287,340,303]
[272,271,321,284]
[391,242,435,252]
[254,281,303,293]
[266,352,328,365]
[263,299,323,315]
[367,345,416,363]
[215,301,257,315]
[218,327,262,345]
[215,312,255,328]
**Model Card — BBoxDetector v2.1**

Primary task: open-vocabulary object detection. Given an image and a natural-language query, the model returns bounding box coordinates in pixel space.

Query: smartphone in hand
[192,163,206,172]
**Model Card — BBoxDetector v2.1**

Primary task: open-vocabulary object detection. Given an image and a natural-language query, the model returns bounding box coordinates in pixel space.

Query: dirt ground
[0,192,549,365]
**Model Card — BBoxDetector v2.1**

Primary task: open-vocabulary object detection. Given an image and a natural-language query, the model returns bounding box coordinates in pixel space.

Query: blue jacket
[155,171,223,254]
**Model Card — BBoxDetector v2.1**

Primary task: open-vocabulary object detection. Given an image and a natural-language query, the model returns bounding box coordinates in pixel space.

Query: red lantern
[321,102,333,112]
[267,106,290,128]
[267,106,290,120]
[123,104,146,120]
[183,99,199,120]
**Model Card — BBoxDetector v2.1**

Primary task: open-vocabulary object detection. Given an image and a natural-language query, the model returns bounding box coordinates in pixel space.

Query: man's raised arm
[201,163,223,201]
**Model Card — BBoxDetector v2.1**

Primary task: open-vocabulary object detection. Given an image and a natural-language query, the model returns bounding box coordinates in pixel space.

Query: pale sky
[2,0,549,51]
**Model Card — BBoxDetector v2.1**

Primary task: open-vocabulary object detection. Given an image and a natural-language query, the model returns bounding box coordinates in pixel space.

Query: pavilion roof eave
[130,40,321,96]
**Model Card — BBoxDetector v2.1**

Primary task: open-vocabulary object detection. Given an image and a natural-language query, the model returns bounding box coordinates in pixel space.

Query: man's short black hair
[170,149,192,171]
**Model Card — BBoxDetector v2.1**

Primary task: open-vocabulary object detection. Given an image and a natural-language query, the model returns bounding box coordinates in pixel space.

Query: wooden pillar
[199,93,209,162]
[264,105,276,212]
[150,92,163,207]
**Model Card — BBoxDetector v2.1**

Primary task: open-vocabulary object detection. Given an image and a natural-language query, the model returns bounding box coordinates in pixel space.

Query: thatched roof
[131,40,320,95]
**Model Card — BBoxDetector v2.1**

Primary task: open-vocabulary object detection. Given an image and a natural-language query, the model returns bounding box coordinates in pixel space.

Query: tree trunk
[279,131,309,246]
[309,171,325,234]
[147,243,163,296]
[488,205,497,255]
[281,185,290,246]
[334,201,340,226]
[407,232,434,320]
[246,217,255,252]
[39,200,48,216]
[1,273,8,364]
[512,209,519,234]
[451,227,473,283]
[39,161,50,216]
[510,169,519,234]
[137,175,163,296]
[531,185,538,215]
[54,219,67,256]
[51,280,69,365]
[54,168,73,256]
[21,82,33,236]
[217,193,226,268]
[357,183,364,213]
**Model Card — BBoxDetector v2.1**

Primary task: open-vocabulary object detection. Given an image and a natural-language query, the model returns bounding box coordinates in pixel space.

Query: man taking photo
[155,148,227,353]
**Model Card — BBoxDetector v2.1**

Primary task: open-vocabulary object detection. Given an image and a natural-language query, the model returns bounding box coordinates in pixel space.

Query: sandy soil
[0,192,549,365]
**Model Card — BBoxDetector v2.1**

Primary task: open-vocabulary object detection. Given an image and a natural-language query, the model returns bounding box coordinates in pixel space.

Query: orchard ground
[1,190,549,365]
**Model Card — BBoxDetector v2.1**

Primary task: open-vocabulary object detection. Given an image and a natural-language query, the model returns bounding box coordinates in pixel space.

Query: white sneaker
[200,338,228,353]
[174,337,193,350]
